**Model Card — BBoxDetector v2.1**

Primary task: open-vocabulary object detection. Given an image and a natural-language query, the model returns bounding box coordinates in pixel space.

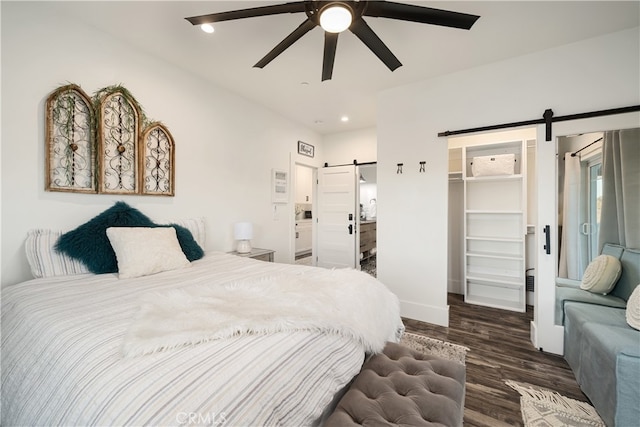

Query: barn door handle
[543,225,551,255]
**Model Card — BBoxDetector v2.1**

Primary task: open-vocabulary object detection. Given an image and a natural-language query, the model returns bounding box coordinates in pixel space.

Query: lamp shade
[234,222,253,240]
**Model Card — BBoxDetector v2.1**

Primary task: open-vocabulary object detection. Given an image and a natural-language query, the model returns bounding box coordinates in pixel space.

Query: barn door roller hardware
[438,105,640,141]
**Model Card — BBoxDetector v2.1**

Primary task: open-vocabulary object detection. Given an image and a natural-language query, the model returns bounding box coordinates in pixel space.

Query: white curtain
[558,153,588,279]
[598,129,640,250]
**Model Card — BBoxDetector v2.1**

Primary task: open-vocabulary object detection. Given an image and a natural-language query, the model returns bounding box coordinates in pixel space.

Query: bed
[2,205,403,426]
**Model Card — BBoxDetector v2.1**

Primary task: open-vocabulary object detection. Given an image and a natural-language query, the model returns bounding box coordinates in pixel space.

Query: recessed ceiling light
[301,81,310,86]
[341,116,349,122]
[201,24,214,33]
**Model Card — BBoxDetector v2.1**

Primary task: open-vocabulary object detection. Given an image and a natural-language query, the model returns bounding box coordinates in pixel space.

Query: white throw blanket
[122,268,403,357]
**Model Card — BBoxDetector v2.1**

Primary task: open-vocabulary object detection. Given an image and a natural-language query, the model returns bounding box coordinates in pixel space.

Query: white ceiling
[47,1,639,134]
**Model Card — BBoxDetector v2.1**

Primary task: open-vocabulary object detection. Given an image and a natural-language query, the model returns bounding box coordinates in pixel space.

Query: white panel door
[316,165,358,269]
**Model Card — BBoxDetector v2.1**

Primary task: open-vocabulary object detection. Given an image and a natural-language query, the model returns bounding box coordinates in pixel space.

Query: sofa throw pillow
[580,254,622,295]
[106,227,190,279]
[626,285,640,330]
[55,202,155,274]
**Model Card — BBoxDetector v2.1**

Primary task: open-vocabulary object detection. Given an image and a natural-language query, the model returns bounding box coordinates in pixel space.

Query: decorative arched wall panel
[97,91,141,194]
[140,123,175,196]
[44,83,175,196]
[45,84,96,193]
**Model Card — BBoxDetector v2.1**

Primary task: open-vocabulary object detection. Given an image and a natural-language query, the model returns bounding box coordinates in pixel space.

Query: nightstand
[228,248,275,262]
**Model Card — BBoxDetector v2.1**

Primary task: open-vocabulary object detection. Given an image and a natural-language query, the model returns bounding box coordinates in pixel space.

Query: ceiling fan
[186,1,480,81]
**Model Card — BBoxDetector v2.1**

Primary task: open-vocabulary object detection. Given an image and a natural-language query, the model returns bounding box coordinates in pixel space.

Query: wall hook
[397,163,403,174]
[419,161,426,173]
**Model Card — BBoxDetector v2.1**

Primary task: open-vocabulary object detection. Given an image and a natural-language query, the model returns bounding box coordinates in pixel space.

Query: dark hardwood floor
[403,293,588,427]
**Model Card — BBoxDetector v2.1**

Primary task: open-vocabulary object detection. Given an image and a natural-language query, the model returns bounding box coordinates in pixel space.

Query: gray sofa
[555,243,640,426]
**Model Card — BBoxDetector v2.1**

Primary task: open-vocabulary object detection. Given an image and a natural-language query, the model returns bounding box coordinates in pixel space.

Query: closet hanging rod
[437,105,640,141]
[571,137,603,157]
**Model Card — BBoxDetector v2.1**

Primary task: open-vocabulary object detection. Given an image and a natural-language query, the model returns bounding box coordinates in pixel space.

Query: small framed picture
[272,169,288,203]
[298,141,314,158]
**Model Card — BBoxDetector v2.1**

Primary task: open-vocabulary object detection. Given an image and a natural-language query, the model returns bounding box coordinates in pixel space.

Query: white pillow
[580,254,622,294]
[626,285,640,330]
[25,229,90,278]
[106,227,190,279]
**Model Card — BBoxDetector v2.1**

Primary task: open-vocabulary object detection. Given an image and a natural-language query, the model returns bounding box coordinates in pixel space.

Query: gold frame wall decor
[45,84,97,193]
[140,122,175,196]
[44,83,175,196]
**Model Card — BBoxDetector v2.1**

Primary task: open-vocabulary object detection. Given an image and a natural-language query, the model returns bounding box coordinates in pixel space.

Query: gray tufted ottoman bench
[325,341,466,426]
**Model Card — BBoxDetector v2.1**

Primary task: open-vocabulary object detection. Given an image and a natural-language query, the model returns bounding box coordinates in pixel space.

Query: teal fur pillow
[162,224,204,262]
[56,202,204,274]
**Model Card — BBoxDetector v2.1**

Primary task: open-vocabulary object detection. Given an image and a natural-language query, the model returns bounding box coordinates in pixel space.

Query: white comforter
[1,252,402,426]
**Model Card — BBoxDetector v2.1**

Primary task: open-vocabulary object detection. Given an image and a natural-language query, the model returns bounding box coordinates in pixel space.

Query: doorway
[294,163,315,265]
[447,128,537,311]
[533,114,640,355]
[359,164,377,276]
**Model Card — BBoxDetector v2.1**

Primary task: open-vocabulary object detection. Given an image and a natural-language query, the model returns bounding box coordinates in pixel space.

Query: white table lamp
[234,222,253,253]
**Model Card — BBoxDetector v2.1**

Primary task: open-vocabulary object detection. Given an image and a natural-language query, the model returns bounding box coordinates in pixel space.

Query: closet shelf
[466,251,524,260]
[466,210,523,215]
[466,274,524,288]
[464,295,525,312]
[466,236,523,243]
[465,174,523,182]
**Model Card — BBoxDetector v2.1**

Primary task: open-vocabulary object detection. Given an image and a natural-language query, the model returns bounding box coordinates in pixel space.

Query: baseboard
[400,300,449,327]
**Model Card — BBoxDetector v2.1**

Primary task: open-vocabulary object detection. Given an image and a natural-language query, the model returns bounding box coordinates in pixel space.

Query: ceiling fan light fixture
[200,23,214,33]
[319,4,353,33]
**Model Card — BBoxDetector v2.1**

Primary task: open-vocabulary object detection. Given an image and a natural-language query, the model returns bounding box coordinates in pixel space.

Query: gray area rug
[506,380,605,427]
[399,331,469,365]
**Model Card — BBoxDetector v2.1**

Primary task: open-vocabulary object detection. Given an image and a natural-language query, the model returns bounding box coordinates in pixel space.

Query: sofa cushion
[610,247,640,301]
[563,302,628,379]
[580,254,622,294]
[555,287,626,325]
[572,321,640,427]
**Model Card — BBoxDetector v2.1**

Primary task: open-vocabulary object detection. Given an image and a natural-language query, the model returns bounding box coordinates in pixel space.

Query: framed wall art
[297,140,314,158]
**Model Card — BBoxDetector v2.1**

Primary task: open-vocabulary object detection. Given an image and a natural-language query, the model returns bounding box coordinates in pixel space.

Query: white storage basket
[471,153,515,177]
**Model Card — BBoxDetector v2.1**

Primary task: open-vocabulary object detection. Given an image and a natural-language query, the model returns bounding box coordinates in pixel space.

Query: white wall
[1,2,323,286]
[322,127,376,166]
[378,27,640,326]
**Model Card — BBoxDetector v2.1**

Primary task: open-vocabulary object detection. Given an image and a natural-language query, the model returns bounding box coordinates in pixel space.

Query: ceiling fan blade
[364,1,480,30]
[185,2,306,25]
[322,32,339,81]
[254,19,317,69]
[349,18,402,72]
